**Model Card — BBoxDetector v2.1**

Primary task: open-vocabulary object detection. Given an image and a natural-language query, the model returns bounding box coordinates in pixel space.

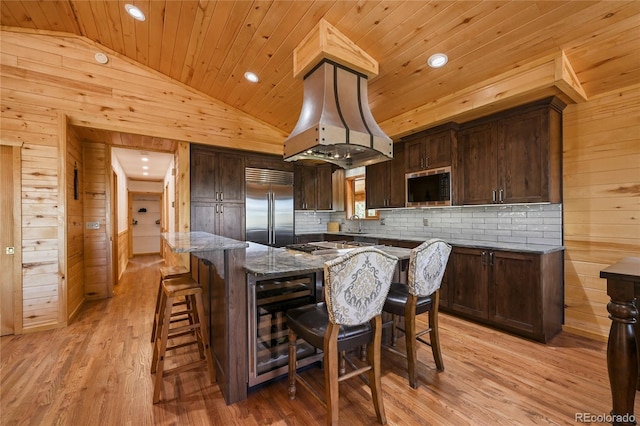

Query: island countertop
[244,241,411,277]
[161,231,249,253]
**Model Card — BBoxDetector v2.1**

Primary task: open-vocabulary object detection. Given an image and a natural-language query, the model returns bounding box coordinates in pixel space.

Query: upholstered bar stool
[383,239,451,389]
[287,247,398,425]
[152,276,214,404]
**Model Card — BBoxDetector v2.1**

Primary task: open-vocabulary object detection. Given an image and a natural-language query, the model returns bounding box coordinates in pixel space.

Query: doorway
[129,192,162,255]
[1,143,22,335]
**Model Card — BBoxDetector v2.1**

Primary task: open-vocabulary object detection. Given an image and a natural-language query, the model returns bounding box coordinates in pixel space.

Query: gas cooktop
[285,241,376,256]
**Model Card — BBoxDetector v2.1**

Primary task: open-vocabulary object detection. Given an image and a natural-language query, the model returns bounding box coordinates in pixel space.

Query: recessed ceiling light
[125,4,146,21]
[142,172,149,176]
[141,157,149,162]
[142,165,149,170]
[244,72,259,83]
[427,53,448,68]
[94,52,108,64]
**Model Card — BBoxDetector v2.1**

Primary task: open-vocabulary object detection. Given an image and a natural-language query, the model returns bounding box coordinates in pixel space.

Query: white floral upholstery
[324,247,398,326]
[407,239,452,297]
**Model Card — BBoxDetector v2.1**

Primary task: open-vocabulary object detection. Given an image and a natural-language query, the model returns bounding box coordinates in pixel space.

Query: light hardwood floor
[1,255,636,425]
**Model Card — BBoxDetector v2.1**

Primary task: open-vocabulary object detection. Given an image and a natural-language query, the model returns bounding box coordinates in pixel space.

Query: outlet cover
[423,218,429,226]
[86,221,100,230]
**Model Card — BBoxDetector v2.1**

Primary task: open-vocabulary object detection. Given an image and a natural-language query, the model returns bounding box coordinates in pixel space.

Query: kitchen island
[162,232,411,404]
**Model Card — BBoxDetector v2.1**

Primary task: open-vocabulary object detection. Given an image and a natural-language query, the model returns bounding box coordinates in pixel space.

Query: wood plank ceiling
[2,1,640,140]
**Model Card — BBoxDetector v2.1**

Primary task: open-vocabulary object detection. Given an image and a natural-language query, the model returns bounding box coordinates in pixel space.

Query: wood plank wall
[0,29,284,331]
[563,84,640,340]
[66,126,84,319]
[117,230,129,280]
[82,142,109,299]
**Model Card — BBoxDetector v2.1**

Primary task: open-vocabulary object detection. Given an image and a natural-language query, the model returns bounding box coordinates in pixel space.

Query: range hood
[283,59,393,169]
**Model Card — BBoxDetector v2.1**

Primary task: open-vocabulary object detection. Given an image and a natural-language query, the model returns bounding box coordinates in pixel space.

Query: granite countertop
[244,242,411,277]
[161,231,249,253]
[306,231,564,254]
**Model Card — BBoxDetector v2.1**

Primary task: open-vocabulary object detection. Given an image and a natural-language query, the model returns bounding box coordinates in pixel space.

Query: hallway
[1,255,632,425]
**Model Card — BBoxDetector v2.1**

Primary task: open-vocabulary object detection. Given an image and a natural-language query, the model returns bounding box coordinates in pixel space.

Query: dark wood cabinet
[404,124,454,173]
[366,142,405,209]
[458,97,565,205]
[449,247,490,318]
[190,146,245,240]
[458,122,498,205]
[446,245,563,342]
[294,163,334,210]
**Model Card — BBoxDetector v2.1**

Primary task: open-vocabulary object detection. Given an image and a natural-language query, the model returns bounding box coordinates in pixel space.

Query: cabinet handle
[220,192,223,202]
[489,251,494,266]
[499,189,504,203]
[215,204,219,214]
[481,251,487,266]
[492,190,497,203]
[215,191,219,201]
[425,157,429,168]
[220,204,223,214]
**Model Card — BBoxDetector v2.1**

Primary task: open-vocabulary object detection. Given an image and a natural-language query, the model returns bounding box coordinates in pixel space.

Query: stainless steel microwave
[406,166,451,207]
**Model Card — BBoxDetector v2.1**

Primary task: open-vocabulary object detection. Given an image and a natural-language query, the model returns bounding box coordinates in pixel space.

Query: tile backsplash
[295,203,562,246]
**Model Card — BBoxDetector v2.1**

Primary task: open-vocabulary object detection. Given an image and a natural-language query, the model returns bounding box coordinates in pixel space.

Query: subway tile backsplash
[295,204,562,246]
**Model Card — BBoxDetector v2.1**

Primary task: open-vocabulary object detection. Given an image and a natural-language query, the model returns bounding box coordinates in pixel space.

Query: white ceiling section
[112,147,174,181]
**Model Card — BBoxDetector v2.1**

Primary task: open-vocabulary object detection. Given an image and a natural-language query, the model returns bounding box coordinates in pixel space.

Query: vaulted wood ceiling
[2,1,639,138]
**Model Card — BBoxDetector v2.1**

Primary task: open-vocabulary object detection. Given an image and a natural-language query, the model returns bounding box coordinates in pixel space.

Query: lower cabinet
[445,246,563,342]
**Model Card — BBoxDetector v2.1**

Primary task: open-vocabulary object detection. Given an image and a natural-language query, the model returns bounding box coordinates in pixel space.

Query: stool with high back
[382,238,452,389]
[151,275,214,404]
[286,247,398,425]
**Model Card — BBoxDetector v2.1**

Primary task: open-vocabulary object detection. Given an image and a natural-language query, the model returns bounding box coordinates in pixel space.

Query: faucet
[349,214,362,233]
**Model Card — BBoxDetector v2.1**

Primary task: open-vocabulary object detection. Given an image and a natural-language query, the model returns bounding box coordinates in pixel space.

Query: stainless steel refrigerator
[245,167,294,247]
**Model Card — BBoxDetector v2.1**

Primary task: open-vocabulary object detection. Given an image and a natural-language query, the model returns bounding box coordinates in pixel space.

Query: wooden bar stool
[151,265,190,343]
[152,276,214,404]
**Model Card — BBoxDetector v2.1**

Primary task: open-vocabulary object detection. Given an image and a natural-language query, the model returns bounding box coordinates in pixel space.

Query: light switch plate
[86,222,100,230]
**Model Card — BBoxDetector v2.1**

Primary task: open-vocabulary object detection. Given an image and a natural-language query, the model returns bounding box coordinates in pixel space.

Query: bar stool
[151,264,191,343]
[152,276,214,404]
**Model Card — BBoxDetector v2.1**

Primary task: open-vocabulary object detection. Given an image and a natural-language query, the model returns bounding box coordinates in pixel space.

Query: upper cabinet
[294,163,334,210]
[366,142,406,209]
[457,97,565,205]
[404,124,456,173]
[190,145,245,240]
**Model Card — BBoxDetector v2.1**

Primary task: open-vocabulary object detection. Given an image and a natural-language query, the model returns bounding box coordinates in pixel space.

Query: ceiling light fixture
[142,165,149,170]
[244,72,259,83]
[125,4,146,21]
[94,52,108,64]
[142,172,149,176]
[427,53,448,68]
[141,157,149,162]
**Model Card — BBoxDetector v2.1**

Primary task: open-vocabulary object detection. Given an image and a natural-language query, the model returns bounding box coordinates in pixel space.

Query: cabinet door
[191,202,217,233]
[191,150,218,202]
[424,130,452,169]
[315,165,333,210]
[497,109,548,203]
[459,122,498,205]
[218,202,245,241]
[404,137,425,172]
[365,161,388,209]
[218,153,245,203]
[388,142,406,207]
[439,262,452,309]
[450,247,489,318]
[294,165,316,210]
[489,251,540,334]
